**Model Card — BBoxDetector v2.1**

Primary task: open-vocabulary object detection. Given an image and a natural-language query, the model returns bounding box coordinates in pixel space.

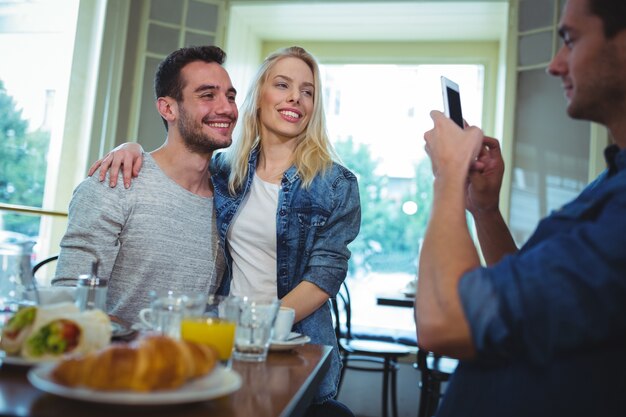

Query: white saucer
[269,332,311,352]
[111,322,134,338]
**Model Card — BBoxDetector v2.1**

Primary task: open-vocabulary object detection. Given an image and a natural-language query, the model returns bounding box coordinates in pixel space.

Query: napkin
[35,286,77,305]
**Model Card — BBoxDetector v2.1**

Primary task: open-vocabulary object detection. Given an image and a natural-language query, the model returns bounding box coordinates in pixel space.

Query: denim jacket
[211,148,361,402]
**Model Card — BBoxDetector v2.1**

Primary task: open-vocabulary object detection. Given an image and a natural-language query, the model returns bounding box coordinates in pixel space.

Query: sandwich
[1,302,80,355]
[21,308,111,361]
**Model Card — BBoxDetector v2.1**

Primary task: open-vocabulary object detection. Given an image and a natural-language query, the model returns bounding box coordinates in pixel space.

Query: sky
[322,63,484,178]
[0,0,78,131]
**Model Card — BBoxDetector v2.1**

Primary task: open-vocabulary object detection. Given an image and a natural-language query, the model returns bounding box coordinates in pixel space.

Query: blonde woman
[91,46,360,415]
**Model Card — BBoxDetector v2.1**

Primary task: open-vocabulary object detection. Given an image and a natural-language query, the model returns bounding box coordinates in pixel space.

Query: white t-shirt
[227,173,279,299]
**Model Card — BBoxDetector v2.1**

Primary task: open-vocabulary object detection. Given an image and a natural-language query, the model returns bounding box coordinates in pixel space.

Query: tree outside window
[0,80,50,235]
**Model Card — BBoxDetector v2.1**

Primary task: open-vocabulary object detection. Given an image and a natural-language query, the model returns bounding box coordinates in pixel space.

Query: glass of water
[233,297,280,362]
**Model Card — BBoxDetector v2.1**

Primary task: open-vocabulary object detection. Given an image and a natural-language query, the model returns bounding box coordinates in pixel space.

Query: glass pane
[150,0,183,25]
[321,64,484,338]
[186,1,219,31]
[137,58,166,152]
[519,0,555,31]
[519,31,554,67]
[147,23,180,55]
[0,0,79,239]
[185,31,215,47]
[510,69,589,244]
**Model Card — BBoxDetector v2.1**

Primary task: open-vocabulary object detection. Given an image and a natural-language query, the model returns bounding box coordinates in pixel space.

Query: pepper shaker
[75,261,108,311]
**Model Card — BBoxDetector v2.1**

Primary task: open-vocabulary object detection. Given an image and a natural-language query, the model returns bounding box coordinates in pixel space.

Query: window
[0,0,79,261]
[321,63,484,339]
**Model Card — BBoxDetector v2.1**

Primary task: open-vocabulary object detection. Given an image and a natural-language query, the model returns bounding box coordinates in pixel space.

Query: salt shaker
[75,261,108,311]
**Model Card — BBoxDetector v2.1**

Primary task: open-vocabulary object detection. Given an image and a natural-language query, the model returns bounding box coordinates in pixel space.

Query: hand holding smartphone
[441,76,464,128]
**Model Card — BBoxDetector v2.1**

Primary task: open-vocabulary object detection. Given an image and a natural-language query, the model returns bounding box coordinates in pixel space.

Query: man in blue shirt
[416,0,626,415]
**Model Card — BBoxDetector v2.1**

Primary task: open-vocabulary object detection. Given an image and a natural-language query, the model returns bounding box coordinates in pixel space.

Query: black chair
[32,254,59,279]
[331,282,412,417]
[415,349,458,417]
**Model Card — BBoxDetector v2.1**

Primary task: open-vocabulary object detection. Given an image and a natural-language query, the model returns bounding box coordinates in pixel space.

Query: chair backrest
[330,281,353,341]
[32,254,59,283]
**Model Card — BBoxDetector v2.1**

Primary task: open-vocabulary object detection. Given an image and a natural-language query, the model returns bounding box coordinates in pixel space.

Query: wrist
[433,177,469,217]
[433,166,469,188]
[470,205,503,222]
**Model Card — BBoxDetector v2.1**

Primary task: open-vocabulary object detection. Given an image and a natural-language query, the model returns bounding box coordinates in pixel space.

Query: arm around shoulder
[88,142,145,188]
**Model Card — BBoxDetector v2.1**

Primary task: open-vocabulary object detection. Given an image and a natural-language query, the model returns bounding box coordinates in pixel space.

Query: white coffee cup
[273,306,296,341]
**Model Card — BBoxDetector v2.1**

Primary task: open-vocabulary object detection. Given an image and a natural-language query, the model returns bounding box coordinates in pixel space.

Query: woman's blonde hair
[224,46,337,194]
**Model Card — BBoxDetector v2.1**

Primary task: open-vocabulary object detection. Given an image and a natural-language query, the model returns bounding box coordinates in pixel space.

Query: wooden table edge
[278,344,332,417]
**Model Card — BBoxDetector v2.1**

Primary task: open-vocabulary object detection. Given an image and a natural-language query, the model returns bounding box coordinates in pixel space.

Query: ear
[156,97,178,124]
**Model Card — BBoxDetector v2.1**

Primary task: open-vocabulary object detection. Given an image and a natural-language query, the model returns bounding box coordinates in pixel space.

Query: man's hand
[87,142,144,188]
[423,111,484,181]
[465,136,517,264]
[466,136,505,215]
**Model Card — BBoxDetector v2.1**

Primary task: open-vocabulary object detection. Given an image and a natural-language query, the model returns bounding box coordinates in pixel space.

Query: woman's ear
[156,97,178,124]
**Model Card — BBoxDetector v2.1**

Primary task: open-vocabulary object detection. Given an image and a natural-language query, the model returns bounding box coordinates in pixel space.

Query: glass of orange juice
[181,295,240,362]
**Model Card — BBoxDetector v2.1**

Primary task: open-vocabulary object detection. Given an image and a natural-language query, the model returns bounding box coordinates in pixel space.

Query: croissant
[51,335,217,391]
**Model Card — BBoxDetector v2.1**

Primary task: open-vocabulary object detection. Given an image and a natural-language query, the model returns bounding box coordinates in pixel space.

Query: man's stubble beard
[568,43,626,125]
[177,104,232,155]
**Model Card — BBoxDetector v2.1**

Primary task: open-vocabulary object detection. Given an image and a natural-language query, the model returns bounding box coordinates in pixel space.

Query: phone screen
[441,77,464,128]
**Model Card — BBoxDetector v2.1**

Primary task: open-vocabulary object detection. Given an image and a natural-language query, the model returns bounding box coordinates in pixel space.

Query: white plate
[28,363,242,405]
[0,350,56,367]
[111,322,134,338]
[269,332,311,352]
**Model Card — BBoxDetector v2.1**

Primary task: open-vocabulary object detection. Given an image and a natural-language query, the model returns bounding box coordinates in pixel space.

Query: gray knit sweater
[54,153,224,325]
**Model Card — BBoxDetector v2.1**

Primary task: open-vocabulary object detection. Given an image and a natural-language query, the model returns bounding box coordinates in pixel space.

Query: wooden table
[0,344,331,417]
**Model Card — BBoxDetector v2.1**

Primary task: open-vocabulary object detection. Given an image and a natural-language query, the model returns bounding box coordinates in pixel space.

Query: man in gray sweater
[53,45,238,325]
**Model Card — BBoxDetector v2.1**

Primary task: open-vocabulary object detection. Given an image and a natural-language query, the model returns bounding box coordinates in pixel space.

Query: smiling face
[547,0,626,125]
[175,61,238,153]
[258,57,314,144]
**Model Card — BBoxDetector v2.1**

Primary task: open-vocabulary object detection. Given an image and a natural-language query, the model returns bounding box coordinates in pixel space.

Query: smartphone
[441,76,464,128]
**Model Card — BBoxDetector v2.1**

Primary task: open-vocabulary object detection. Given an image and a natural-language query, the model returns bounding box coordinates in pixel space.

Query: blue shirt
[437,145,626,417]
[210,149,361,403]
